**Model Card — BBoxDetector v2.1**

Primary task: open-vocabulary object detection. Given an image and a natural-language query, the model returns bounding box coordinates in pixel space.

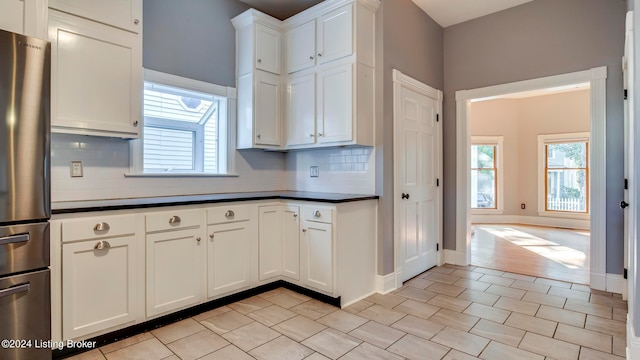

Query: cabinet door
[146,228,204,317]
[258,207,282,280]
[48,0,142,33]
[285,20,316,73]
[49,10,141,138]
[286,73,316,147]
[317,4,353,64]
[282,206,300,280]
[301,220,333,293]
[317,63,353,144]
[0,0,46,37]
[254,70,282,146]
[255,23,281,75]
[207,221,252,297]
[62,235,136,339]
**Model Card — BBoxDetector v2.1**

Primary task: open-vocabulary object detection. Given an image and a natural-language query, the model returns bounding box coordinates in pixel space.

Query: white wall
[470,89,590,219]
[286,147,376,194]
[51,134,288,203]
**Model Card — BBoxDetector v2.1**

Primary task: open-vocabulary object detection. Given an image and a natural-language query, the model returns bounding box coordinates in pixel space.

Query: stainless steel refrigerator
[0,29,51,360]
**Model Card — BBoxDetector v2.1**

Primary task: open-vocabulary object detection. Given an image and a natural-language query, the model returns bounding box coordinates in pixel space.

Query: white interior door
[624,12,634,301]
[395,75,441,283]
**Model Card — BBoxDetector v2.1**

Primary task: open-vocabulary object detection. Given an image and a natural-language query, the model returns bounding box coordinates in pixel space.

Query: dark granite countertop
[52,191,379,214]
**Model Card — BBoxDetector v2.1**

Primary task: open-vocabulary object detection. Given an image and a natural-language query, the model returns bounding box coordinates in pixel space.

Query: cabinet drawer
[207,205,250,224]
[62,215,136,242]
[146,209,202,232]
[302,206,334,224]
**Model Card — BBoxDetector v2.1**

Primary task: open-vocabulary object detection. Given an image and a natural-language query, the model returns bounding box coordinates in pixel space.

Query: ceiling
[411,0,534,27]
[238,0,536,25]
[238,0,324,20]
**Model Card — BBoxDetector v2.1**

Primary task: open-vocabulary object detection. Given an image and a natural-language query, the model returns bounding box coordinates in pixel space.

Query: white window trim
[127,69,238,177]
[470,136,504,215]
[537,131,590,220]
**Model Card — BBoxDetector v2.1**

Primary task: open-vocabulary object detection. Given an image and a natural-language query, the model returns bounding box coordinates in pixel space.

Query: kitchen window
[129,70,237,176]
[470,136,503,214]
[537,132,590,217]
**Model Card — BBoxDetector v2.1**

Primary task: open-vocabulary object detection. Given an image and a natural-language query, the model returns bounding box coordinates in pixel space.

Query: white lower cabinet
[301,217,333,293]
[60,215,138,340]
[206,221,252,297]
[258,205,300,281]
[145,210,205,317]
[206,205,254,298]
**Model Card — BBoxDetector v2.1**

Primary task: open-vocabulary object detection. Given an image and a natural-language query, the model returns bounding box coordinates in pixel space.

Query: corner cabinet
[48,9,142,138]
[233,0,378,150]
[258,205,300,281]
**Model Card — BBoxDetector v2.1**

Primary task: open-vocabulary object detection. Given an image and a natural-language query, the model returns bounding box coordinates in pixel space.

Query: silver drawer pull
[94,241,111,250]
[225,210,235,218]
[313,210,321,218]
[93,222,110,232]
[0,283,30,299]
[0,233,29,246]
[169,216,181,224]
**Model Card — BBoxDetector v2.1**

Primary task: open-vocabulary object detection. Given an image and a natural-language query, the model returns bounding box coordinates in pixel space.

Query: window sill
[537,211,590,220]
[124,172,239,178]
[470,209,504,215]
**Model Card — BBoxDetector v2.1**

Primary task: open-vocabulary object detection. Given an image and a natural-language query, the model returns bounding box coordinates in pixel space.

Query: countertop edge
[52,193,379,214]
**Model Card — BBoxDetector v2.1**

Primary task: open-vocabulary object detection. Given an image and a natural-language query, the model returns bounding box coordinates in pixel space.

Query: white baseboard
[590,273,624,294]
[376,272,396,294]
[444,250,468,266]
[471,214,589,230]
[628,315,640,359]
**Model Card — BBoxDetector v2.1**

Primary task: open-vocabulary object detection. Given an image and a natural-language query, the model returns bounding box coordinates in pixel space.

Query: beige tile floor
[66,265,627,360]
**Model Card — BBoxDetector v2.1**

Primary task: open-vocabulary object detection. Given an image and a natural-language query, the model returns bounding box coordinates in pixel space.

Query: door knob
[621,200,630,209]
[401,193,410,200]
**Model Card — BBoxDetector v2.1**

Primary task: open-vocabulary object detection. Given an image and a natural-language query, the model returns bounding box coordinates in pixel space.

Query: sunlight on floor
[483,227,586,269]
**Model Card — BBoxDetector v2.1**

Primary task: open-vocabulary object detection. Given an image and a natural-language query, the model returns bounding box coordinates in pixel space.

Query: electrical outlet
[71,161,83,177]
[521,203,526,210]
[310,166,319,177]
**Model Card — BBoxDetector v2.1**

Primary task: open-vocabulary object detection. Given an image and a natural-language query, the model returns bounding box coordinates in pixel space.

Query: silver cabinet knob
[258,59,262,63]
[257,134,261,139]
[169,215,181,224]
[94,240,111,250]
[309,55,314,60]
[317,53,322,57]
[134,19,140,25]
[209,234,215,239]
[293,213,298,218]
[133,120,139,127]
[196,237,201,242]
[309,134,314,137]
[302,228,307,232]
[93,222,110,231]
[225,210,235,218]
[313,210,321,218]
[317,133,323,137]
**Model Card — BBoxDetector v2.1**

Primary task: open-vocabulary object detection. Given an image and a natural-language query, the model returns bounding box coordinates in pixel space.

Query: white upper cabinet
[48,10,142,138]
[284,20,316,74]
[0,0,47,38]
[48,0,142,33]
[317,63,353,144]
[285,72,316,147]
[316,4,353,65]
[255,23,281,74]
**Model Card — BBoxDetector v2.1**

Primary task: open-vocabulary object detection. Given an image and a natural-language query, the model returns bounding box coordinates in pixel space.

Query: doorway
[392,70,443,285]
[455,67,609,290]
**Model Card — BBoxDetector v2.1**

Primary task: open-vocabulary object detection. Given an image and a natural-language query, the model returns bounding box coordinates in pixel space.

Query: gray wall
[376,0,443,274]
[443,0,627,274]
[143,0,250,87]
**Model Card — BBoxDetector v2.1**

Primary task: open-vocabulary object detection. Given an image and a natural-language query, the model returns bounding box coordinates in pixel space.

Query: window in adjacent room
[470,136,503,213]
[129,69,236,176]
[538,132,589,216]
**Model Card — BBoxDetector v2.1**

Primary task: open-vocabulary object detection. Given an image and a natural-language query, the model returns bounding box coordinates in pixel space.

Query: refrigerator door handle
[0,283,30,299]
[0,233,29,246]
